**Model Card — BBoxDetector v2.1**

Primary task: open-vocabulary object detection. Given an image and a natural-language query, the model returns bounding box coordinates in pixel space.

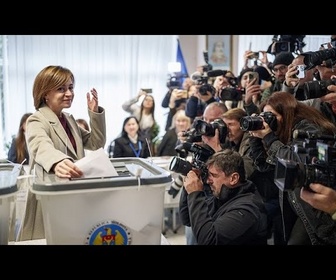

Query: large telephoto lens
[240,116,263,131]
[169,156,193,176]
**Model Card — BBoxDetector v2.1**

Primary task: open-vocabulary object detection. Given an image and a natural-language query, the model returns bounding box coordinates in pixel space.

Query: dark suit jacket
[156,128,178,156]
[113,135,151,158]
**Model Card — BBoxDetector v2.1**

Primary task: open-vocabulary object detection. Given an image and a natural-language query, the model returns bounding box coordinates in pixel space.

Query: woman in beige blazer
[20,65,106,240]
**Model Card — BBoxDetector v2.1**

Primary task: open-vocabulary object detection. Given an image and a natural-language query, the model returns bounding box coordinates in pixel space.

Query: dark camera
[274,131,336,191]
[167,75,181,89]
[191,72,208,86]
[219,87,244,102]
[184,118,227,144]
[303,78,336,99]
[199,84,216,96]
[267,35,306,55]
[141,88,152,93]
[169,142,214,183]
[302,47,336,70]
[274,41,292,53]
[198,51,213,74]
[240,111,277,132]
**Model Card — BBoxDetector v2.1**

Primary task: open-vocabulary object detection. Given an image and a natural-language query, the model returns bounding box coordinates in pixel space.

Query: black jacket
[179,180,268,245]
[250,118,336,245]
[156,128,178,156]
[112,135,150,158]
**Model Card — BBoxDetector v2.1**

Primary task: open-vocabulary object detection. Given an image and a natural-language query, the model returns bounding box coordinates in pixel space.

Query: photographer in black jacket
[179,149,268,245]
[249,91,336,245]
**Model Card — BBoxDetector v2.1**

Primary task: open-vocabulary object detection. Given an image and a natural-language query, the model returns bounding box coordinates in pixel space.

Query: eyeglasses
[272,65,287,73]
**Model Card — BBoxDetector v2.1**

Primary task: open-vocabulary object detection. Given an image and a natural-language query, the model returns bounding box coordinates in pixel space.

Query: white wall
[179,35,331,77]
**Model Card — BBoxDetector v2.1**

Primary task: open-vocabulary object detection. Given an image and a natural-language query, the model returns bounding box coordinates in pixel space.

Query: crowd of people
[6,35,336,245]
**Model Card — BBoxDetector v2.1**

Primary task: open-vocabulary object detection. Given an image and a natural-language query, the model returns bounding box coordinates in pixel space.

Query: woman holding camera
[248,91,336,245]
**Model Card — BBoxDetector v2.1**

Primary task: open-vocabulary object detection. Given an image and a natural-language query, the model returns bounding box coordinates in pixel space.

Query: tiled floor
[164,224,186,245]
[162,208,186,245]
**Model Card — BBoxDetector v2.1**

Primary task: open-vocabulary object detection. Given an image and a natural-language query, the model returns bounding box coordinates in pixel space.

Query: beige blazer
[18,105,106,241]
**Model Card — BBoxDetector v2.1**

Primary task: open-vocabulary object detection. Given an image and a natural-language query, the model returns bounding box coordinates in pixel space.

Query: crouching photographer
[168,102,228,244]
[179,149,268,245]
[248,91,336,245]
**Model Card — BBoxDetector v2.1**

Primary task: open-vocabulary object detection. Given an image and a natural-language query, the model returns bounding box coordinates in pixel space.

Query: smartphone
[248,72,259,84]
[296,65,305,79]
[142,88,152,94]
[248,52,259,60]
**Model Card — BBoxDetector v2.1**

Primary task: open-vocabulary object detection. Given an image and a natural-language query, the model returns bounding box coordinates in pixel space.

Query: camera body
[141,88,152,93]
[167,74,182,89]
[267,35,306,55]
[274,41,292,53]
[303,78,336,99]
[176,118,227,181]
[274,131,336,191]
[199,84,216,96]
[219,87,244,102]
[240,111,277,132]
[207,70,243,102]
[191,51,213,87]
[169,142,214,183]
[182,118,228,144]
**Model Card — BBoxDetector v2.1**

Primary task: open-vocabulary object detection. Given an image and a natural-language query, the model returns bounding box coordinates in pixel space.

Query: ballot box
[0,162,21,244]
[31,157,172,245]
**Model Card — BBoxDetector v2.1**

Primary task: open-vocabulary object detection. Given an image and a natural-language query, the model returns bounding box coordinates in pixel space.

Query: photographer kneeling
[179,149,268,245]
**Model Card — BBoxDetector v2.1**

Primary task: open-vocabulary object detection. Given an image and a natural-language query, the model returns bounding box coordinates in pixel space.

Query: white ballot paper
[75,147,118,178]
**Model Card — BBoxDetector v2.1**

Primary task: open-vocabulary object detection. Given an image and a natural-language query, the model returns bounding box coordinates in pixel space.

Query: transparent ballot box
[0,162,21,245]
[31,157,172,245]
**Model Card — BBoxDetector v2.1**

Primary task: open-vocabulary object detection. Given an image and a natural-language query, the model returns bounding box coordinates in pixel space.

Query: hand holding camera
[201,128,222,152]
[319,84,336,103]
[285,64,300,87]
[240,112,277,139]
[138,89,148,99]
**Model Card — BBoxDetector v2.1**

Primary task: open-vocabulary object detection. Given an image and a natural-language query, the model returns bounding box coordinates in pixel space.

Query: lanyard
[129,141,142,157]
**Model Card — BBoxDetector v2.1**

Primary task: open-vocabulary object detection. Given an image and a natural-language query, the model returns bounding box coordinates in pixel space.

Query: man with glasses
[261,51,294,101]
[242,52,295,115]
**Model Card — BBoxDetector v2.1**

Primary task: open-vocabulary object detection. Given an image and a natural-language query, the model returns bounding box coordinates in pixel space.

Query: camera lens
[200,122,216,137]
[303,80,333,99]
[240,116,264,131]
[169,156,193,176]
